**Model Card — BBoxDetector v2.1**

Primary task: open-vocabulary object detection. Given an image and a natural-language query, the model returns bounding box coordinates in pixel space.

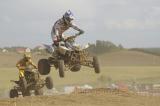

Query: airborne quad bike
[9,68,53,98]
[38,35,100,78]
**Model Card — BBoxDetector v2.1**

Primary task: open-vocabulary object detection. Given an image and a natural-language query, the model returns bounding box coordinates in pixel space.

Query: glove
[76,30,84,36]
[79,30,84,35]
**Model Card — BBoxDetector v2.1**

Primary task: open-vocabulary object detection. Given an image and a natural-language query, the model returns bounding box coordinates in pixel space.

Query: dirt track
[0,89,160,106]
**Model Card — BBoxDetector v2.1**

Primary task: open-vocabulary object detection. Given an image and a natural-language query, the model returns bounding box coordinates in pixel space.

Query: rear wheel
[45,76,53,89]
[70,64,81,72]
[38,59,50,75]
[93,56,100,73]
[10,89,18,98]
[58,60,65,78]
[35,89,43,96]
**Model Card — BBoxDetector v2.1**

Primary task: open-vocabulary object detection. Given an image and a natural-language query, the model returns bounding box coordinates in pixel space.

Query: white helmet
[63,10,75,23]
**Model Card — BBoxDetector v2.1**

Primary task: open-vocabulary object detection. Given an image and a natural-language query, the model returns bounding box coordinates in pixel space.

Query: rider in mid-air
[51,10,84,51]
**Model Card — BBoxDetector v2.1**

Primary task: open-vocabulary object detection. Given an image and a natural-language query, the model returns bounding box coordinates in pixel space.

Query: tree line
[87,40,124,54]
[0,40,124,54]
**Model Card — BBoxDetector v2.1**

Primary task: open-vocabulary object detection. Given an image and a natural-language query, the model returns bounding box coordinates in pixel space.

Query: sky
[0,0,160,48]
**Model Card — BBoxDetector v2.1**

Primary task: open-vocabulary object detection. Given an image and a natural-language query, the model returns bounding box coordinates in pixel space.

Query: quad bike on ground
[38,35,100,78]
[9,68,53,98]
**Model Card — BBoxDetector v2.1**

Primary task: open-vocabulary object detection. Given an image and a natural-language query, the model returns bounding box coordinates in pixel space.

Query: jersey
[16,58,37,69]
[51,17,83,42]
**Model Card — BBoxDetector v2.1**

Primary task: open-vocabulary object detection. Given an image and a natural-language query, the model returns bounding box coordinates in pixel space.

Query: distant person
[16,53,37,80]
[51,10,84,53]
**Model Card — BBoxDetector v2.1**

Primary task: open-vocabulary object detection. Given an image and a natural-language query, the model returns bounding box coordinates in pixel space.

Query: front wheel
[45,76,53,89]
[38,59,51,75]
[93,56,100,74]
[58,60,65,78]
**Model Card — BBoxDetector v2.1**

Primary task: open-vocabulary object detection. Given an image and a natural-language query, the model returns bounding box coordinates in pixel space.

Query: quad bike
[9,68,53,98]
[38,35,100,78]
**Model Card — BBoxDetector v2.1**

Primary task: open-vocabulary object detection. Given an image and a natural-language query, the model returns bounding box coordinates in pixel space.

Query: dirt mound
[0,88,160,106]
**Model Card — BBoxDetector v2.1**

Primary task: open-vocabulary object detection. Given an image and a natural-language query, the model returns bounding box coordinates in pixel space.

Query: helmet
[24,53,31,59]
[63,10,75,23]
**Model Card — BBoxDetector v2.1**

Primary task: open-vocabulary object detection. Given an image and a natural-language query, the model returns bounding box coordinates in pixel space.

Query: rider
[51,10,84,51]
[16,53,37,80]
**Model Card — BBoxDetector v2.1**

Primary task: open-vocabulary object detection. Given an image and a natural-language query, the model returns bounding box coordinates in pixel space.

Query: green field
[1,50,160,96]
[1,66,160,93]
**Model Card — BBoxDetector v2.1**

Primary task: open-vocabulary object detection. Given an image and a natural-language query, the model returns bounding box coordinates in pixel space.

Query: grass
[0,66,160,92]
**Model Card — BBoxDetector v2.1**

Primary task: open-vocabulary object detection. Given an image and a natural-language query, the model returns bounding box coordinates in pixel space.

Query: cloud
[101,0,128,6]
[0,16,12,23]
[0,0,160,47]
[105,19,160,30]
[148,6,160,20]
